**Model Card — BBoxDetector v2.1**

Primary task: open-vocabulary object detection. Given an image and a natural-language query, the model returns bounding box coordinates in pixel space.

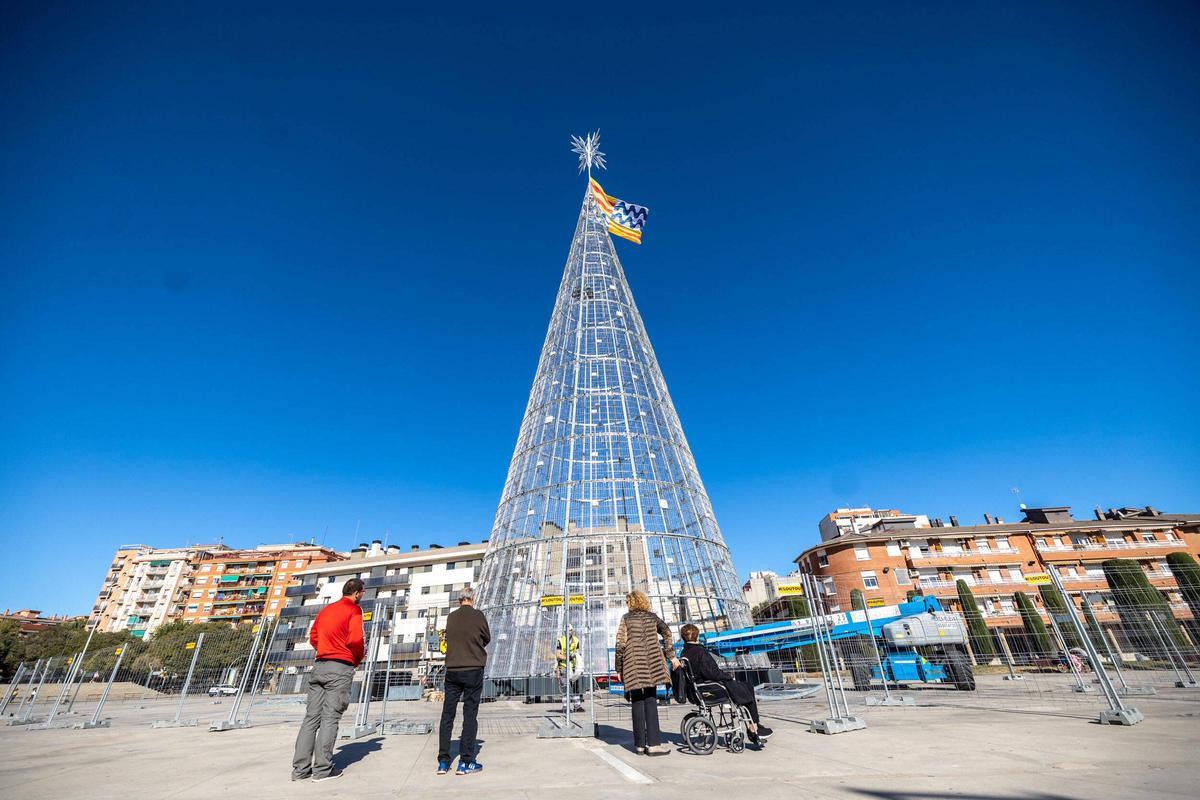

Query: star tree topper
[570,131,606,177]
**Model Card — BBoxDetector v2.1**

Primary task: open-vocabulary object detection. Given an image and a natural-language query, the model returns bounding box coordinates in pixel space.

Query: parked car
[208,685,239,697]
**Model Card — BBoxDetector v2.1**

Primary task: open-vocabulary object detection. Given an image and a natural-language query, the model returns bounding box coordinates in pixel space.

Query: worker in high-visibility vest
[555,625,583,712]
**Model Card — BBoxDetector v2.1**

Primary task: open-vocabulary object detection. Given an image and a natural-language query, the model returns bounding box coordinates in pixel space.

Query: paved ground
[2,679,1198,800]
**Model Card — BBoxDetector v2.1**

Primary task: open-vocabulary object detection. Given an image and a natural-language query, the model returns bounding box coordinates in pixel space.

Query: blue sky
[2,3,1198,615]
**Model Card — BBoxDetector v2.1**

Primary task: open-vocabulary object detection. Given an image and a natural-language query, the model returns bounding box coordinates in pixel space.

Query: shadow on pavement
[849,790,1081,800]
[333,737,383,769]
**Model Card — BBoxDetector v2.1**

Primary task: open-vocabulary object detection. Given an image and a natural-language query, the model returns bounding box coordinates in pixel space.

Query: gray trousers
[292,660,355,778]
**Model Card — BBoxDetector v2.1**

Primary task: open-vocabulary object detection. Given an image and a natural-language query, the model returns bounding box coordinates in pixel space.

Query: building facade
[107,544,231,637]
[90,544,152,631]
[795,505,1200,655]
[0,609,86,636]
[178,544,343,625]
[271,540,487,684]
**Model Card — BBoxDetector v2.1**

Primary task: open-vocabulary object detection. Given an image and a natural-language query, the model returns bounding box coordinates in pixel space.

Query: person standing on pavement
[291,578,365,783]
[615,590,679,756]
[437,586,490,776]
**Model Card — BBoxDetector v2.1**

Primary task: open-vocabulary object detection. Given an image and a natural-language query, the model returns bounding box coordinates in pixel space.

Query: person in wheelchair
[679,624,773,742]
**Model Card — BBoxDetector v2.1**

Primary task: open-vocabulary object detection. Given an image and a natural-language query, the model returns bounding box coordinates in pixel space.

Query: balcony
[1036,539,1187,553]
[265,648,315,663]
[280,603,327,619]
[285,583,319,598]
[364,574,411,590]
[910,547,1020,561]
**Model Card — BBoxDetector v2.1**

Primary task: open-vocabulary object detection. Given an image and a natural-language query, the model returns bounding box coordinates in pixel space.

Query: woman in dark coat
[615,590,679,755]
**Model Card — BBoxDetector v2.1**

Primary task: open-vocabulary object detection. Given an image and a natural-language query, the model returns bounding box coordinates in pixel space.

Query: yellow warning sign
[114,647,123,655]
[362,612,373,621]
[541,595,564,608]
[866,598,885,608]
[185,642,197,650]
[568,594,585,606]
[777,584,805,597]
[1024,574,1052,585]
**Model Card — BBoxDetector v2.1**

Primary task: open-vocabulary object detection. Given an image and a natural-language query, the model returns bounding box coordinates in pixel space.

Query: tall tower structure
[477,137,750,678]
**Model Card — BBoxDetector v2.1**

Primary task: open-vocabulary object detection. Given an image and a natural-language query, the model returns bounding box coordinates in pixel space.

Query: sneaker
[456,761,483,775]
[437,760,451,775]
[311,770,343,782]
[645,744,671,756]
[756,724,774,739]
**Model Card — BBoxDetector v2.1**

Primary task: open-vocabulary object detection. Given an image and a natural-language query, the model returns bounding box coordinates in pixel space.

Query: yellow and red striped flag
[589,178,649,245]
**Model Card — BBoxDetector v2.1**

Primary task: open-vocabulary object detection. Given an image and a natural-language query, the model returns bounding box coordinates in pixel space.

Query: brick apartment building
[794,505,1200,654]
[0,609,85,636]
[178,544,343,624]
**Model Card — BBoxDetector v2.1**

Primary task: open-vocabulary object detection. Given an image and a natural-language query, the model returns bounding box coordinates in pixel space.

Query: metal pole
[379,600,398,729]
[812,578,851,717]
[225,620,268,724]
[0,662,27,716]
[1045,611,1087,692]
[88,645,128,727]
[1082,592,1129,692]
[172,633,205,724]
[47,652,82,723]
[14,659,44,720]
[1146,611,1197,685]
[67,624,100,714]
[241,617,280,725]
[20,657,55,722]
[802,574,837,718]
[1048,570,1138,723]
[860,603,892,700]
[139,666,156,702]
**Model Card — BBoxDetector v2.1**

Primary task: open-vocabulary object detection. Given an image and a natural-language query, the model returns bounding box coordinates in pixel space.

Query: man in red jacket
[292,578,365,782]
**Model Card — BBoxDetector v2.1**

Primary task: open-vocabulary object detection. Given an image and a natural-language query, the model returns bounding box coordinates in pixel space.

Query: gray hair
[458,586,475,604]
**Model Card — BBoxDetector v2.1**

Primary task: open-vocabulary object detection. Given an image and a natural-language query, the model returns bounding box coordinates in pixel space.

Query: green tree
[1014,592,1052,655]
[1038,584,1083,650]
[0,620,23,679]
[1102,558,1188,651]
[956,580,996,661]
[1166,552,1200,621]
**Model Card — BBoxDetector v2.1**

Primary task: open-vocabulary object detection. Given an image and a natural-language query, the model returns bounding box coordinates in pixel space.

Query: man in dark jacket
[679,624,773,742]
[437,586,490,775]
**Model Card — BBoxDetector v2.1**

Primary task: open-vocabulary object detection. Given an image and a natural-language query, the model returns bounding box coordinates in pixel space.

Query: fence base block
[1071,685,1096,693]
[72,719,111,729]
[865,695,915,706]
[381,719,432,735]
[152,719,199,728]
[209,719,252,732]
[7,718,39,727]
[339,723,380,740]
[1174,681,1199,689]
[1099,707,1143,726]
[810,716,867,735]
[1116,686,1156,697]
[1002,675,1025,681]
[537,717,590,738]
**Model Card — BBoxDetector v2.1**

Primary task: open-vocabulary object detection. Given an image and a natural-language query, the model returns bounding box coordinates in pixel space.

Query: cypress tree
[1166,552,1200,621]
[955,580,996,661]
[1014,592,1053,655]
[1102,558,1187,650]
[1038,584,1083,650]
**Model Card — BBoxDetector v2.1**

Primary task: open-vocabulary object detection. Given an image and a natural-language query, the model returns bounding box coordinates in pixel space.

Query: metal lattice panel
[477,187,750,679]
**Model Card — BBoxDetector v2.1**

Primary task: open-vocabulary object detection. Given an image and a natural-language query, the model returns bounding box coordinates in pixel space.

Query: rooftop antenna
[1011,487,1025,510]
[352,519,361,551]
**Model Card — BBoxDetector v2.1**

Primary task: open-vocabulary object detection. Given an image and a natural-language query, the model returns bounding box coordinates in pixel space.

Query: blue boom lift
[699,596,976,691]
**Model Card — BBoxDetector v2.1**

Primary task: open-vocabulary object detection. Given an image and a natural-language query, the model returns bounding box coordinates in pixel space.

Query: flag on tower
[589,178,649,245]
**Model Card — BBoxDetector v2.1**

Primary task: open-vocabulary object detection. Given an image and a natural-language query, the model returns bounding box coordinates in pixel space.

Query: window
[976,538,990,552]
[1140,533,1156,543]
[885,543,901,557]
[187,604,198,612]
[822,577,835,596]
[196,577,207,585]
[191,591,201,598]
[279,560,289,569]
[207,590,216,597]
[201,565,211,572]
[270,601,279,609]
[203,604,213,611]
[995,537,1009,549]
[854,547,869,561]
[894,569,911,586]
[274,588,282,595]
[1038,538,1049,548]
[446,562,457,570]
[1166,532,1178,542]
[421,586,431,595]
[861,571,879,590]
[817,551,828,568]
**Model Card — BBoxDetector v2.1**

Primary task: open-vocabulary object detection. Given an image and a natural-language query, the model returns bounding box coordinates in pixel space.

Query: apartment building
[178,544,343,624]
[271,540,487,682]
[90,544,152,630]
[1,609,86,636]
[795,505,1200,653]
[107,544,230,637]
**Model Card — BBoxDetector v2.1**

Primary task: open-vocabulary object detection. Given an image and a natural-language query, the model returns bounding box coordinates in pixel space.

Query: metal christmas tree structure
[476,134,750,679]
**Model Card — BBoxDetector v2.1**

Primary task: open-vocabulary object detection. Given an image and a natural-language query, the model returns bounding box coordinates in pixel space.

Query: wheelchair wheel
[679,711,699,741]
[683,714,718,755]
[729,730,746,753]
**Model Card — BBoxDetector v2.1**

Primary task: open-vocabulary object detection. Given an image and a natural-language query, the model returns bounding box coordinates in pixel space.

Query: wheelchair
[677,657,759,755]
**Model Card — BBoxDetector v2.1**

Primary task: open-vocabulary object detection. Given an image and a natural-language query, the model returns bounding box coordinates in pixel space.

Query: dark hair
[681,623,700,643]
[342,578,365,596]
